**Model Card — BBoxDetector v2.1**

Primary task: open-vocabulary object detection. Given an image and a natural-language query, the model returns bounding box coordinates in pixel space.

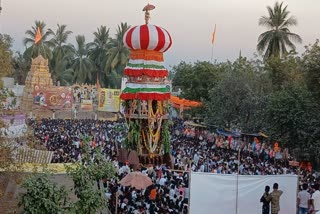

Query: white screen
[190,173,298,214]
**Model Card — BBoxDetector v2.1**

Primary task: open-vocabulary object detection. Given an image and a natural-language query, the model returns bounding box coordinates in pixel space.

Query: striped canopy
[123,24,172,53]
[121,23,172,101]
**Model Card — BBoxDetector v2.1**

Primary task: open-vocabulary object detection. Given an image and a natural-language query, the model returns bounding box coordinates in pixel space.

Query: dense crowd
[29,118,126,163]
[28,118,320,213]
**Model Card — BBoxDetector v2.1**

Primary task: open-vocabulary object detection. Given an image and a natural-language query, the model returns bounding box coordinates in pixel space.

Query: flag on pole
[211,24,217,45]
[34,27,42,44]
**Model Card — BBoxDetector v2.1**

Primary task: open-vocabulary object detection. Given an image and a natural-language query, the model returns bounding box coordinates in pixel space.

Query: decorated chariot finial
[143,3,155,24]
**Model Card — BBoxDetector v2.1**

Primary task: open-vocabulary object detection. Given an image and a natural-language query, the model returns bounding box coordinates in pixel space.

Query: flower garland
[141,129,154,158]
[142,100,164,157]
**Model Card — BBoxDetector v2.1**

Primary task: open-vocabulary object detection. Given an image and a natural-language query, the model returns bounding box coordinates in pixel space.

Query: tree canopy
[0,34,13,87]
[171,43,320,162]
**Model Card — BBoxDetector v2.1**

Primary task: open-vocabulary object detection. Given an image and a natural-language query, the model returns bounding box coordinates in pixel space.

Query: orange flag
[211,24,217,45]
[34,27,42,44]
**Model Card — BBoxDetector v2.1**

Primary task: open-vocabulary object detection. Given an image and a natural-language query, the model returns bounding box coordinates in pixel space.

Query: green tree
[23,20,53,61]
[69,35,94,84]
[0,34,13,87]
[48,24,73,85]
[12,52,29,85]
[263,85,320,160]
[257,2,302,60]
[66,136,117,214]
[105,22,130,88]
[88,26,111,88]
[19,173,68,214]
[205,57,270,131]
[172,61,223,101]
[302,39,320,102]
[264,53,303,90]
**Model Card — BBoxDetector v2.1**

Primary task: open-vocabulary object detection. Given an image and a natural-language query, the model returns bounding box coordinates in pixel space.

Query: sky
[0,0,320,67]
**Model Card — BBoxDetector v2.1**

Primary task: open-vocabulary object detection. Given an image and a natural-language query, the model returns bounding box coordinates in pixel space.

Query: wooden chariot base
[138,153,173,169]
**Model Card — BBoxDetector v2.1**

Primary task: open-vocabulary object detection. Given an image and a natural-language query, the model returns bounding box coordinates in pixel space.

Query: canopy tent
[241,131,268,138]
[216,128,241,138]
[184,121,207,128]
[169,95,201,110]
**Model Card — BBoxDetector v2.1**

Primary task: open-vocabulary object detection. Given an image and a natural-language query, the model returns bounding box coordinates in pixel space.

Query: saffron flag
[34,27,42,44]
[211,24,217,45]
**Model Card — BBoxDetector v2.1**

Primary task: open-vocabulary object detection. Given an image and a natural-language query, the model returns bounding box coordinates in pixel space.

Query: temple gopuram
[21,55,53,118]
[120,4,173,166]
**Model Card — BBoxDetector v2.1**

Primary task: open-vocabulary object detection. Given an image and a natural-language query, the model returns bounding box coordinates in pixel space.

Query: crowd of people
[28,118,320,213]
[29,118,125,163]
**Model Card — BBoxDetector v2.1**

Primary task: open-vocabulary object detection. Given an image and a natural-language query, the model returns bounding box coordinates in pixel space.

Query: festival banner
[81,99,93,111]
[0,114,26,126]
[98,88,121,112]
[33,86,73,110]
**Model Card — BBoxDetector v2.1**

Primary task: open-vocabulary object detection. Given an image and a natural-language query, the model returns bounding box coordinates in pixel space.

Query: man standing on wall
[260,185,271,214]
[297,183,310,214]
[270,183,283,214]
[311,184,320,214]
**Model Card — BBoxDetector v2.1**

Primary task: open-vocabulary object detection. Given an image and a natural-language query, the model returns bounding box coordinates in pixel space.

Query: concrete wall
[0,173,76,214]
[1,77,15,89]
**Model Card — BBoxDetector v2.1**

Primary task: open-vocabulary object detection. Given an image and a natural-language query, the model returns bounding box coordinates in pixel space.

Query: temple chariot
[120,4,173,167]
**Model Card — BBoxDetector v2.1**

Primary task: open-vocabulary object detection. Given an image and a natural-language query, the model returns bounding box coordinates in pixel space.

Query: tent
[169,95,201,109]
[184,121,206,128]
[216,128,241,137]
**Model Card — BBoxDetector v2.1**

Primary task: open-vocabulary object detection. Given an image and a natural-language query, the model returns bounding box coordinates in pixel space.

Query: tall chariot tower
[120,4,173,166]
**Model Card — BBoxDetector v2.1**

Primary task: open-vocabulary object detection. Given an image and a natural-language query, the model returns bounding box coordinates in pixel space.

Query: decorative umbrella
[142,3,155,11]
[119,171,152,190]
[118,148,129,163]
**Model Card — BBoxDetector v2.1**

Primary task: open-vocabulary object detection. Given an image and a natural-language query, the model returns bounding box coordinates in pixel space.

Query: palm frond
[257,31,273,53]
[258,16,274,29]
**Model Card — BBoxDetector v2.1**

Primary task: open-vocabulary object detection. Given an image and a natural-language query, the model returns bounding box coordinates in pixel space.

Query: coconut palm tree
[106,22,130,73]
[48,24,73,85]
[23,20,53,61]
[87,26,111,87]
[69,35,94,84]
[257,2,302,60]
[105,22,130,88]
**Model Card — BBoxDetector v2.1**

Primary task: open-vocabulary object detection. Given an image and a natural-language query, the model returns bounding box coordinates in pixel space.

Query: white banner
[190,173,298,214]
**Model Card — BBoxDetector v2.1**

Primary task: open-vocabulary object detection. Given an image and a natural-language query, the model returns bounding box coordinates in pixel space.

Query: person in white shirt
[131,189,137,201]
[193,152,199,166]
[297,183,310,214]
[159,176,167,186]
[312,184,320,214]
[169,185,176,200]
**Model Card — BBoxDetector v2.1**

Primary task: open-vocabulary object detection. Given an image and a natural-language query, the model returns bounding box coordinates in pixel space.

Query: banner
[81,99,93,111]
[33,86,73,110]
[98,88,121,112]
[0,114,26,126]
[190,172,298,214]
